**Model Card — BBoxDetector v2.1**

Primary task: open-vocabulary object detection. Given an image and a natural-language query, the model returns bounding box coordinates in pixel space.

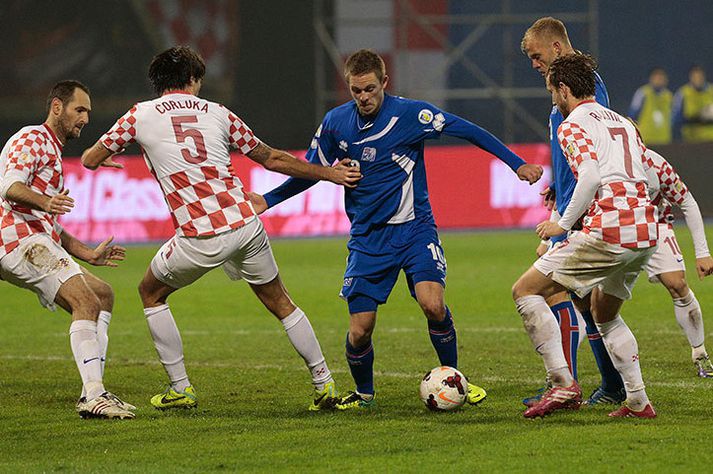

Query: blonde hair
[521,17,572,52]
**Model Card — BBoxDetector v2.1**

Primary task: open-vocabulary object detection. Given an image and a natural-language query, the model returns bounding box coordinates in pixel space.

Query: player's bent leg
[336,306,378,410]
[591,288,653,415]
[513,267,582,417]
[139,266,195,408]
[413,281,457,368]
[249,275,338,410]
[573,294,625,405]
[512,267,574,387]
[658,271,711,376]
[522,291,581,407]
[57,275,136,418]
[78,270,116,399]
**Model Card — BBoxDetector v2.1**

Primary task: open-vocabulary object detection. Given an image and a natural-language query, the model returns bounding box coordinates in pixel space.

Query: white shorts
[534,231,656,301]
[0,233,83,311]
[151,218,279,289]
[644,224,685,282]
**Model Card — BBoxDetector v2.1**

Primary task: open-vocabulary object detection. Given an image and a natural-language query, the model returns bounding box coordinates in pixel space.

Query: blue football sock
[581,309,624,392]
[428,306,458,369]
[550,301,580,380]
[345,334,375,395]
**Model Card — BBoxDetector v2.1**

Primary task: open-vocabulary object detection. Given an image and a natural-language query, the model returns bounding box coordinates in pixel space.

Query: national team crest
[361,147,377,162]
[418,109,433,124]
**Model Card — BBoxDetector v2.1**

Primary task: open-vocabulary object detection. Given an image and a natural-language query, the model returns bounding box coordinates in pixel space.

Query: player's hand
[331,159,362,188]
[536,220,566,239]
[540,186,556,211]
[246,191,268,214]
[88,236,126,267]
[100,156,124,169]
[696,256,713,280]
[536,242,549,257]
[516,164,543,184]
[45,189,74,215]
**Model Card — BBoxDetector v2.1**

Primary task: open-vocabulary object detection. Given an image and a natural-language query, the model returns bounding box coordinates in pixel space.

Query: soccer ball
[419,366,468,411]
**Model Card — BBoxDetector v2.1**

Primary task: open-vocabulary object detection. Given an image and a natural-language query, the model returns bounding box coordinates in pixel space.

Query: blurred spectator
[629,68,672,144]
[673,65,713,142]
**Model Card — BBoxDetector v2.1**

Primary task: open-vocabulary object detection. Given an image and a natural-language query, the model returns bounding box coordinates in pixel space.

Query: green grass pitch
[1,226,711,472]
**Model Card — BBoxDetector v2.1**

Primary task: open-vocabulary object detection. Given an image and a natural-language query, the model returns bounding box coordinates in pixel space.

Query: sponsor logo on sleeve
[433,113,445,132]
[418,109,433,124]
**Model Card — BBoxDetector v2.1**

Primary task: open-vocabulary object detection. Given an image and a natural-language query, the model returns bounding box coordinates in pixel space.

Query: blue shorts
[340,225,447,313]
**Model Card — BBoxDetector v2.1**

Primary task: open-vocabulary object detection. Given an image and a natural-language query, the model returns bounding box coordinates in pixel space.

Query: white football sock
[97,311,112,376]
[596,315,649,410]
[281,307,332,389]
[515,295,573,386]
[672,290,706,360]
[81,311,112,399]
[69,319,105,400]
[145,304,191,392]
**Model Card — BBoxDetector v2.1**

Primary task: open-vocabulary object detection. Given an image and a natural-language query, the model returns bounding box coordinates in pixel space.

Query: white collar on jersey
[356,113,375,131]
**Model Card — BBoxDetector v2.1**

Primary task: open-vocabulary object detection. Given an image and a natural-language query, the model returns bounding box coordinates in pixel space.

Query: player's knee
[76,292,102,320]
[665,278,689,299]
[138,279,157,307]
[93,279,115,309]
[420,301,446,321]
[349,326,373,347]
[511,280,526,301]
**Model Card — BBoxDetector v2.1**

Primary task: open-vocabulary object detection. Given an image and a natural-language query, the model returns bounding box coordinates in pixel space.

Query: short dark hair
[148,46,206,95]
[344,49,386,83]
[46,80,90,112]
[547,54,597,99]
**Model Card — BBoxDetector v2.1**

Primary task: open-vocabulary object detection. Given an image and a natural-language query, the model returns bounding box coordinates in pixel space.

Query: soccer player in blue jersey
[521,17,625,405]
[248,49,543,409]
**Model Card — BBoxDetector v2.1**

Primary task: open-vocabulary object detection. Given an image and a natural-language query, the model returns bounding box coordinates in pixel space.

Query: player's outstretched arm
[3,183,74,215]
[60,230,126,267]
[247,143,361,187]
[440,112,543,184]
[81,142,124,170]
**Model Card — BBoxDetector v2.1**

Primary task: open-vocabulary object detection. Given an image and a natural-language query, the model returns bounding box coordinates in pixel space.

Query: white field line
[41,326,704,338]
[0,354,705,389]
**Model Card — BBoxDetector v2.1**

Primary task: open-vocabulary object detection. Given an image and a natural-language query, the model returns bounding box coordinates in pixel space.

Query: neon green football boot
[308,381,339,411]
[335,391,376,410]
[151,385,198,410]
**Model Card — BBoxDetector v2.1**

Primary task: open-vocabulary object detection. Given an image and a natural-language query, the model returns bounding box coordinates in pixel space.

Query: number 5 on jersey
[172,115,207,164]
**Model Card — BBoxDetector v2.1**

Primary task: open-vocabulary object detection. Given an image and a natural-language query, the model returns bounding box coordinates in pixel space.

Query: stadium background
[2,0,712,243]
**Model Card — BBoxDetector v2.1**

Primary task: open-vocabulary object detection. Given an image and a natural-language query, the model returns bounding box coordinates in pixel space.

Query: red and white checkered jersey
[101,92,260,237]
[643,149,688,225]
[558,101,657,249]
[0,124,64,258]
